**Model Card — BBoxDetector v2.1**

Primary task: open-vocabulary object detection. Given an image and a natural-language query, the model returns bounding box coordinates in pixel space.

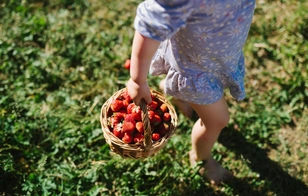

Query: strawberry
[127,103,136,114]
[124,114,135,123]
[159,103,169,113]
[114,110,126,120]
[150,93,156,102]
[109,116,120,128]
[122,132,133,144]
[122,121,135,134]
[133,132,144,144]
[110,100,124,112]
[113,124,123,139]
[163,112,171,122]
[148,110,155,123]
[148,100,159,111]
[148,110,162,125]
[132,106,142,121]
[157,122,169,136]
[152,133,161,141]
[122,89,132,103]
[153,114,162,125]
[135,121,144,133]
[124,59,131,70]
[148,110,161,125]
[122,100,129,109]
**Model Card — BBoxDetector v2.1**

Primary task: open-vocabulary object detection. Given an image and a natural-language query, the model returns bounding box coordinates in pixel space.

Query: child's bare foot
[189,151,233,185]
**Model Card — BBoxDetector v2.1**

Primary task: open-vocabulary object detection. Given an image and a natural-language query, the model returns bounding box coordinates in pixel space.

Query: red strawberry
[135,121,144,133]
[122,100,129,109]
[134,132,144,144]
[148,111,161,124]
[113,124,123,139]
[163,112,171,122]
[149,110,162,125]
[150,93,156,102]
[127,103,136,114]
[110,100,124,112]
[157,122,169,136]
[153,114,162,125]
[159,103,168,113]
[123,89,132,103]
[152,133,161,141]
[122,121,135,134]
[124,114,135,123]
[122,132,133,144]
[109,116,120,128]
[114,110,126,120]
[148,101,159,111]
[124,59,131,70]
[132,106,142,121]
[148,110,155,123]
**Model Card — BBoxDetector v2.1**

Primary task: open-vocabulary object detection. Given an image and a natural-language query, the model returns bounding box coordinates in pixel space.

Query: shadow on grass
[218,127,308,196]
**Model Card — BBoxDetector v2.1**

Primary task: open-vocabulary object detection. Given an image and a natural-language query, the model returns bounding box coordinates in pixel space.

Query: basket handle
[139,99,152,150]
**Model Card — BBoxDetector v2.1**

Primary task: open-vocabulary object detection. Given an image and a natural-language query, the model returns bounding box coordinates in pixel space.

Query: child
[126,0,256,185]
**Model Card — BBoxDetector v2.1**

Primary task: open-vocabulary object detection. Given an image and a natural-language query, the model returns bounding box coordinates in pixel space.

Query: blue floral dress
[134,0,256,104]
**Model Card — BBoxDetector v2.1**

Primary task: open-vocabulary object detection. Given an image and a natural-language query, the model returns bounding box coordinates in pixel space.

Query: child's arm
[127,0,195,105]
[127,31,160,105]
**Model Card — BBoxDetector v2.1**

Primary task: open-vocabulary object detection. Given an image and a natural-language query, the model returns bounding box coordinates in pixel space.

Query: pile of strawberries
[107,89,172,144]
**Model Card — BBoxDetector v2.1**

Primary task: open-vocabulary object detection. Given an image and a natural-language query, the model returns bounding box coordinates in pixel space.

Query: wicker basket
[100,88,177,159]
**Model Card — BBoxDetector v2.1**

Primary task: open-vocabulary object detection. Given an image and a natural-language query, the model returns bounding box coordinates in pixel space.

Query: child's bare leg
[159,79,194,118]
[189,97,233,185]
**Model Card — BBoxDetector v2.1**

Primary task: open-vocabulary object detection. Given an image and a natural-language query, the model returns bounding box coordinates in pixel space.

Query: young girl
[126,0,256,185]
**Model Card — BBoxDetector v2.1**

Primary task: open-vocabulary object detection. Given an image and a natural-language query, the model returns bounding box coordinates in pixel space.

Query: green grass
[0,0,307,195]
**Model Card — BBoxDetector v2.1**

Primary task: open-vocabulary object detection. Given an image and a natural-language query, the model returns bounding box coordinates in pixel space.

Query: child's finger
[143,95,152,105]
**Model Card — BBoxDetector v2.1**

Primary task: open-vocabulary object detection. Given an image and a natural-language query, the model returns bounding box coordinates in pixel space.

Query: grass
[0,0,307,195]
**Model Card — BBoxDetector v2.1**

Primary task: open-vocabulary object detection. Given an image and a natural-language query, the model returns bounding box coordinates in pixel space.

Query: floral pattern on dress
[135,0,256,104]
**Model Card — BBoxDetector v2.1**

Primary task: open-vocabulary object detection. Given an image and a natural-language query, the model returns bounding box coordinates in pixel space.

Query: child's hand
[126,78,152,105]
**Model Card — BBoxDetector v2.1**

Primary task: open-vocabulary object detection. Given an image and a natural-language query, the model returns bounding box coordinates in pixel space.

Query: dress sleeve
[134,0,196,41]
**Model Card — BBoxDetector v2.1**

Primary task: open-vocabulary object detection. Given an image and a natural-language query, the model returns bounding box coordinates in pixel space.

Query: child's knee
[219,113,230,128]
[207,112,229,130]
[198,113,229,131]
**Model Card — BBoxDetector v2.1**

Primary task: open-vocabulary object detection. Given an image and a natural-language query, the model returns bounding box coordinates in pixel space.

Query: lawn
[0,0,307,195]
